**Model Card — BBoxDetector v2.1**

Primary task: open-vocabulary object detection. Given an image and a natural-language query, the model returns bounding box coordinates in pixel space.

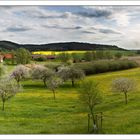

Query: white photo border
[0,1,140,5]
[0,135,140,139]
[0,1,139,139]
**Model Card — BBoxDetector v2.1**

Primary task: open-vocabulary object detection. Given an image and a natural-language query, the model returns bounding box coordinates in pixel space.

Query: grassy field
[0,65,140,134]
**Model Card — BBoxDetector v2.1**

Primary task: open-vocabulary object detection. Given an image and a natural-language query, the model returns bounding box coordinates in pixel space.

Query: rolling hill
[0,40,124,52]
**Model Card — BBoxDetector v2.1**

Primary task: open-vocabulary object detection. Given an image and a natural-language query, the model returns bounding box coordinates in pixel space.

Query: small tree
[112,77,135,104]
[79,79,102,128]
[46,76,62,99]
[84,51,93,61]
[71,53,81,63]
[10,65,30,86]
[11,50,16,65]
[96,51,104,59]
[57,66,69,82]
[16,48,31,64]
[137,50,140,54]
[58,52,71,62]
[104,51,113,59]
[58,65,85,87]
[69,66,85,87]
[115,52,122,59]
[0,78,20,110]
[32,65,54,87]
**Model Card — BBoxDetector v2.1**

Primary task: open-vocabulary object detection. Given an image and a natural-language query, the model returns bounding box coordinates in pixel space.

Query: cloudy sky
[1,6,140,49]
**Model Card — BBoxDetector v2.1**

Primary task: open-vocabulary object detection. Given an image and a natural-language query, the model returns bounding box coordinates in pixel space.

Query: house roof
[3,54,13,59]
[46,55,56,59]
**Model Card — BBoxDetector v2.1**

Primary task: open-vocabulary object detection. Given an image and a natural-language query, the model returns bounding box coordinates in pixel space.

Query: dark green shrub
[75,62,95,75]
[93,61,109,73]
[115,52,123,59]
[127,60,138,68]
[84,51,93,61]
[45,62,65,72]
[108,61,120,71]
[71,53,82,63]
[34,57,46,61]
[57,52,71,62]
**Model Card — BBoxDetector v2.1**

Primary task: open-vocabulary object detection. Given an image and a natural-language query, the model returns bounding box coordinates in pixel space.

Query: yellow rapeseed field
[32,51,88,55]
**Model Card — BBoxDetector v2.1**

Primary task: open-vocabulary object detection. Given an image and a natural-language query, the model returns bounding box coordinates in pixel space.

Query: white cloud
[0,6,139,49]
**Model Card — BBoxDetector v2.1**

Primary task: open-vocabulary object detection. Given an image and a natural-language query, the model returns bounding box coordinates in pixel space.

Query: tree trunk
[53,90,56,100]
[91,112,98,134]
[2,101,5,111]
[100,112,103,130]
[124,92,128,104]
[17,81,20,87]
[43,79,47,87]
[89,106,99,133]
[16,79,20,87]
[88,114,90,132]
[91,112,95,125]
[89,107,95,125]
[72,80,74,87]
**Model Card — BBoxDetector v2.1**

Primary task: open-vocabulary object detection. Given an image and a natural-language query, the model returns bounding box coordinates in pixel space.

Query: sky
[1,6,140,50]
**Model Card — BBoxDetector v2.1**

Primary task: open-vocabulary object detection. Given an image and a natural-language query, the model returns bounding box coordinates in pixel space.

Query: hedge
[75,59,138,75]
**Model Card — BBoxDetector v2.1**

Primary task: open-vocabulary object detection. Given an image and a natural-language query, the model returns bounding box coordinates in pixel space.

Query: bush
[93,61,110,73]
[75,59,138,75]
[74,62,95,75]
[108,61,121,71]
[114,52,122,59]
[34,57,46,61]
[84,51,93,61]
[57,52,71,62]
[45,62,65,72]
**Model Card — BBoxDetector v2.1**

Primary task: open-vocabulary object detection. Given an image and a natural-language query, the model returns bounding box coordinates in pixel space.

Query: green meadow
[0,65,139,134]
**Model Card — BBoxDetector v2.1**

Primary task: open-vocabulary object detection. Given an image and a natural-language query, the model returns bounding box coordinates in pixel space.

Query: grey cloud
[90,27,122,34]
[107,39,120,42]
[99,28,121,34]
[37,14,68,19]
[21,10,70,19]
[81,30,95,34]
[0,6,12,9]
[6,26,31,32]
[81,26,121,35]
[43,25,82,30]
[76,9,112,18]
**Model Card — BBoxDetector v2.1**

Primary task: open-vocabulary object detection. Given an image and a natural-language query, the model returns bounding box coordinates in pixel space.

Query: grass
[0,79,87,134]
[88,68,140,134]
[0,65,140,134]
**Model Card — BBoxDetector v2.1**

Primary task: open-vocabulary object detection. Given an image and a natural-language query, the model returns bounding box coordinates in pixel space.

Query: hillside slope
[0,66,139,134]
[0,40,124,51]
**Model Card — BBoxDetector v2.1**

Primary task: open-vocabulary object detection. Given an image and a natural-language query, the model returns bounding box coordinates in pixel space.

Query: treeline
[0,40,122,51]
[22,42,121,52]
[57,51,124,63]
[5,48,125,65]
[5,48,138,76]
